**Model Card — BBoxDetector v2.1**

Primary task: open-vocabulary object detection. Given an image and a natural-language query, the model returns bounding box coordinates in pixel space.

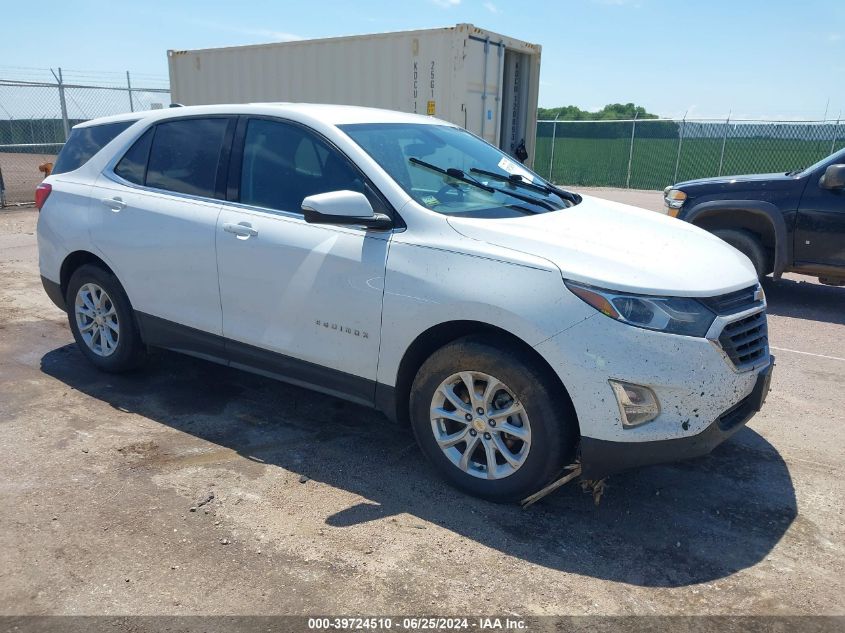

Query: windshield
[340,123,577,218]
[791,146,845,177]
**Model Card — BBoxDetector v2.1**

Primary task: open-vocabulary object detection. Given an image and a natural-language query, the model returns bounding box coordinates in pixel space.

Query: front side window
[239,119,364,213]
[341,123,575,218]
[52,120,135,175]
[145,118,229,197]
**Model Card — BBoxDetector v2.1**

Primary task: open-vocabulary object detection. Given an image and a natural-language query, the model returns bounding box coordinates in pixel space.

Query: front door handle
[102,197,126,212]
[223,222,259,238]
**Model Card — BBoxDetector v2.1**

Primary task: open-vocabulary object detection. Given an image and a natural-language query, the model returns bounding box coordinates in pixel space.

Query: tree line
[537,103,658,121]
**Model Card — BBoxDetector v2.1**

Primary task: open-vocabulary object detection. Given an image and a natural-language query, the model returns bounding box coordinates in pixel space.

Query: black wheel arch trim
[684,200,789,279]
[41,275,66,311]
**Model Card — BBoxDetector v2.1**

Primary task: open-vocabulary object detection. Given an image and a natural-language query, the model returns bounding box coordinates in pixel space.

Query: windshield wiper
[409,157,494,193]
[469,167,579,204]
[786,167,805,176]
[409,158,557,210]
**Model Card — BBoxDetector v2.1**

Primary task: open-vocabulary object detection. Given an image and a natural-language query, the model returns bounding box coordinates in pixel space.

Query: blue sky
[3,0,844,119]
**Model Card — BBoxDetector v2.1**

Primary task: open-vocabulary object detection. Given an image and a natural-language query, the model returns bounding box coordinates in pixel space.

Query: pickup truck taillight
[35,183,52,211]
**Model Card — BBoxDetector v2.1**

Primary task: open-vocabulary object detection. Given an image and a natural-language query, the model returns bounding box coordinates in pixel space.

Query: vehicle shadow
[41,344,797,588]
[763,276,845,326]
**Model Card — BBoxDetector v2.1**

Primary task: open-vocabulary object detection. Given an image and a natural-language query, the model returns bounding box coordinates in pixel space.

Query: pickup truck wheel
[712,229,769,278]
[66,264,146,372]
[409,336,574,503]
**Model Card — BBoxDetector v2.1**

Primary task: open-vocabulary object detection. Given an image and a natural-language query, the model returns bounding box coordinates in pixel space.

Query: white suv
[37,104,773,502]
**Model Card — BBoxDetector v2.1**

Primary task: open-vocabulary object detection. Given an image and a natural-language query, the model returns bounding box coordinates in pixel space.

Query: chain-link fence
[0,68,169,206]
[535,117,845,190]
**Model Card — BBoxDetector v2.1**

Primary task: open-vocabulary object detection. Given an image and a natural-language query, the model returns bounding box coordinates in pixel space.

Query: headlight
[663,188,687,217]
[564,281,716,337]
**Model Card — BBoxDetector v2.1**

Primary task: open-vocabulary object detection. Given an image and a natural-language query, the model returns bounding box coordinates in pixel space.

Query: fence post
[548,112,560,182]
[718,111,731,177]
[831,113,841,155]
[51,67,70,141]
[126,71,134,113]
[673,112,687,184]
[625,112,638,189]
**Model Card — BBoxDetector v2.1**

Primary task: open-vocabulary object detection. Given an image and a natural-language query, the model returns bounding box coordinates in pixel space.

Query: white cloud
[483,2,501,13]
[431,0,461,7]
[828,33,842,43]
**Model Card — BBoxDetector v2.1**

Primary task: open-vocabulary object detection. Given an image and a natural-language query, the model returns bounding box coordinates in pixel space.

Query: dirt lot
[0,152,57,206]
[0,197,843,617]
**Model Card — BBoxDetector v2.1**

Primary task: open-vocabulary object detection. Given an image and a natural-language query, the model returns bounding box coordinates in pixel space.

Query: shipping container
[167,23,541,166]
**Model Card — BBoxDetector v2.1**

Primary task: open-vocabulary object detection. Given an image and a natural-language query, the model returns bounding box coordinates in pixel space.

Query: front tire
[712,229,769,279]
[66,264,146,372]
[409,336,576,503]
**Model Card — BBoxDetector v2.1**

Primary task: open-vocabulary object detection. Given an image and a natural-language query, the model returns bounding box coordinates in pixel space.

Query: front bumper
[579,358,773,479]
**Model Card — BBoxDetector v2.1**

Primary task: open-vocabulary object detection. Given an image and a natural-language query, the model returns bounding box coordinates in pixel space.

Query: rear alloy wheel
[410,336,575,502]
[74,282,120,357]
[66,264,146,372]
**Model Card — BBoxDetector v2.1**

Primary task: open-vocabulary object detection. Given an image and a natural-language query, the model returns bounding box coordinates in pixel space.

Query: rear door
[215,117,391,404]
[91,116,235,345]
[794,156,845,268]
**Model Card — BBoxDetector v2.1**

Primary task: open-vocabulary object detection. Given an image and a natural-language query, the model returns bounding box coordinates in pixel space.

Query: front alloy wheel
[410,336,575,503]
[430,371,531,479]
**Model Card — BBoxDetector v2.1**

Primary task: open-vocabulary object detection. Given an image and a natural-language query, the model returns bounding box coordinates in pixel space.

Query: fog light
[609,380,660,428]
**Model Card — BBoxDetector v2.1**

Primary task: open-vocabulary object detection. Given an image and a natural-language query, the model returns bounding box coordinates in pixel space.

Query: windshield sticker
[497,156,535,182]
[421,195,440,207]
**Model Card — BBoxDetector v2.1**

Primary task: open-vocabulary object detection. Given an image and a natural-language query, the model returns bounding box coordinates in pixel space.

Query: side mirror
[301,190,393,230]
[819,164,845,190]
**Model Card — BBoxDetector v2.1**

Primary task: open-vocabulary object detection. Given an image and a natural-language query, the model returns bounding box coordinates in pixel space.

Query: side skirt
[135,312,389,411]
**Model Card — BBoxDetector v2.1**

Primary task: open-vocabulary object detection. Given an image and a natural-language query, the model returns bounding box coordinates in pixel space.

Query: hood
[675,172,802,197]
[446,195,758,297]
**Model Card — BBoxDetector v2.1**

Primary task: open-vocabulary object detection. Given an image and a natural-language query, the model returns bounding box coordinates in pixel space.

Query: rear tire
[712,229,769,279]
[66,264,146,372]
[409,336,576,503]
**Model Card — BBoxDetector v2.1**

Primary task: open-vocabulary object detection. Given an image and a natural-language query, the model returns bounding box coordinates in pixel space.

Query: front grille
[718,310,769,371]
[701,284,762,315]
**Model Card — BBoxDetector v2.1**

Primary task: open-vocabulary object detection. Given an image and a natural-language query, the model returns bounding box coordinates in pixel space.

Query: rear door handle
[223,222,259,238]
[102,197,126,212]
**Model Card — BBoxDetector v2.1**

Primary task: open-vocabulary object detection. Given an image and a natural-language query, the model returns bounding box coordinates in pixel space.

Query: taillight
[35,183,52,211]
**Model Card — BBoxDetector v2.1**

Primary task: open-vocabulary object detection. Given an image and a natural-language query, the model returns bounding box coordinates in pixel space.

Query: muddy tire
[713,229,769,279]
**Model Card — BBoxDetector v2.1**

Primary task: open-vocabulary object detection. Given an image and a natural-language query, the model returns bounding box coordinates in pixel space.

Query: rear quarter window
[52,120,136,175]
[114,128,154,185]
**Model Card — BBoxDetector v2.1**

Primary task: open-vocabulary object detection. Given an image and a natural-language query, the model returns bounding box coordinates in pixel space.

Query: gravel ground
[0,195,843,617]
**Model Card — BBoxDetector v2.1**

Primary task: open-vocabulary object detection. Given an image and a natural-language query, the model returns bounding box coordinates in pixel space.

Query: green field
[534,136,845,190]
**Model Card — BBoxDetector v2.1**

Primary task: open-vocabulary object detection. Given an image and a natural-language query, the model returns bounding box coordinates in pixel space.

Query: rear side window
[52,120,135,175]
[114,128,154,185]
[145,118,229,197]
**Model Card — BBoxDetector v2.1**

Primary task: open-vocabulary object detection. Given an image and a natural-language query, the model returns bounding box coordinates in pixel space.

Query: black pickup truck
[663,147,845,285]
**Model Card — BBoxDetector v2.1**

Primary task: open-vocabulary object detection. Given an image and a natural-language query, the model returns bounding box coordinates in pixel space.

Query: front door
[795,157,845,268]
[215,117,391,404]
